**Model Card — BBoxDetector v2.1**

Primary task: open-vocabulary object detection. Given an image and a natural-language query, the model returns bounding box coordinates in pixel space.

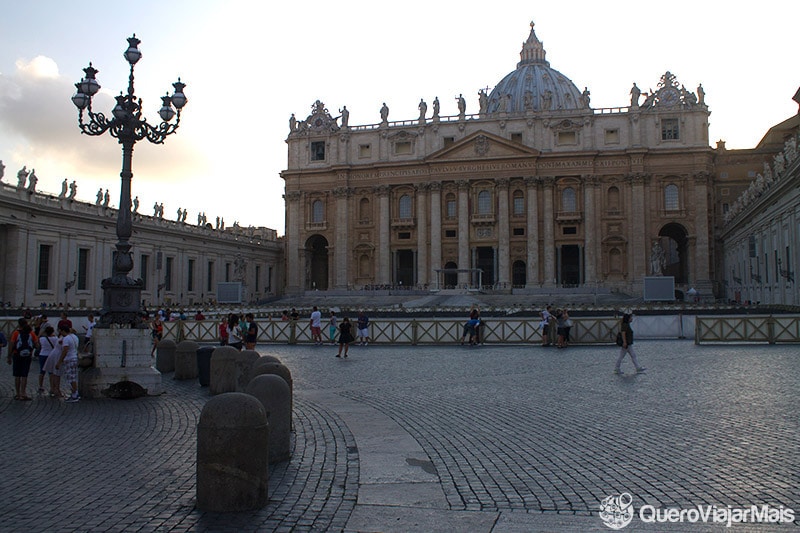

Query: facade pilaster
[496,178,510,285]
[693,171,711,287]
[429,181,442,288]
[629,173,647,282]
[284,190,303,293]
[542,176,555,287]
[457,180,470,286]
[416,183,429,287]
[333,186,350,289]
[376,185,391,284]
[583,175,598,284]
[525,177,539,287]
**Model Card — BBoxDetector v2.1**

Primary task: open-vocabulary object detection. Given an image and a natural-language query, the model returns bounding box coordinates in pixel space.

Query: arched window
[512,190,525,215]
[607,186,620,211]
[398,194,412,219]
[477,190,491,215]
[562,187,576,212]
[445,193,456,219]
[359,197,371,223]
[664,184,679,210]
[312,200,324,223]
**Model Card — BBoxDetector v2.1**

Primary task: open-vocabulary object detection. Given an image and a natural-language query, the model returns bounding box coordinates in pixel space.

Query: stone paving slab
[0,340,798,531]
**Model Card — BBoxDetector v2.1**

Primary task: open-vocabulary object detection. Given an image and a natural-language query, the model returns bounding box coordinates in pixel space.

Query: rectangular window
[398,232,411,240]
[358,144,371,158]
[513,227,525,236]
[775,250,779,282]
[255,265,261,292]
[310,141,326,161]
[557,131,577,145]
[140,255,149,290]
[225,263,231,282]
[765,253,769,284]
[187,259,195,292]
[604,129,620,144]
[446,199,456,218]
[165,257,174,292]
[443,137,455,148]
[661,118,679,140]
[563,227,577,235]
[37,244,52,290]
[511,133,523,143]
[748,235,757,258]
[394,142,412,155]
[77,248,89,291]
[513,196,525,215]
[445,229,456,238]
[207,261,214,292]
[722,203,729,214]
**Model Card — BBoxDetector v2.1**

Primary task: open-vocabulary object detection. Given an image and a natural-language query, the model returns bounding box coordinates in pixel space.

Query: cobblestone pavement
[1,340,798,531]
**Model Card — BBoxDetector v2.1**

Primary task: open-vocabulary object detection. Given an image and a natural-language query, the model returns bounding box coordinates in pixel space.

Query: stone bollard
[249,355,282,382]
[245,374,291,463]
[174,341,200,380]
[196,346,215,386]
[210,346,239,394]
[196,393,269,511]
[155,339,177,373]
[235,350,261,391]
[249,362,294,429]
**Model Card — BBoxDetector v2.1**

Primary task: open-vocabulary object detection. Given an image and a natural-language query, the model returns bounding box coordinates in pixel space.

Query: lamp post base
[99,275,144,328]
[79,327,164,398]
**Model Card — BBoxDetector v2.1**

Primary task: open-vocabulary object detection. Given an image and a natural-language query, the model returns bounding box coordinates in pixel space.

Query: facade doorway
[443,261,458,288]
[659,223,689,284]
[559,244,581,286]
[395,249,414,287]
[476,247,495,287]
[512,260,526,287]
[306,235,328,290]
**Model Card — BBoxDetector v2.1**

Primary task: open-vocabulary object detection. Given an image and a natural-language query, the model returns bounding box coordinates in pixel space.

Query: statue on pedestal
[17,166,28,188]
[650,241,666,276]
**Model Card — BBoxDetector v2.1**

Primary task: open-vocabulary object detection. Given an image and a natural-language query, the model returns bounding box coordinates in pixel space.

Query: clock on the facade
[658,87,680,107]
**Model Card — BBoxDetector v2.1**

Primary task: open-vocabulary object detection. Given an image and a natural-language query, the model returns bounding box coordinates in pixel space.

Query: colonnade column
[583,175,597,285]
[497,178,510,286]
[429,182,442,289]
[629,174,647,282]
[284,191,303,294]
[333,186,349,289]
[376,185,391,284]
[542,177,555,287]
[525,177,539,287]
[457,180,470,286]
[693,171,711,287]
[416,183,428,288]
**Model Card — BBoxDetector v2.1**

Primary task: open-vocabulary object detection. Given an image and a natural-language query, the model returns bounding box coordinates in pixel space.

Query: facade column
[416,183,428,288]
[284,191,303,294]
[693,172,711,290]
[583,175,597,285]
[457,180,470,286]
[496,178,510,286]
[333,186,350,289]
[525,177,539,287]
[542,176,555,287]
[376,185,391,284]
[629,174,647,284]
[429,181,442,288]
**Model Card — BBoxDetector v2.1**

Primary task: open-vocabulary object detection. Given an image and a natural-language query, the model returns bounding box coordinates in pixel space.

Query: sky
[0,0,797,236]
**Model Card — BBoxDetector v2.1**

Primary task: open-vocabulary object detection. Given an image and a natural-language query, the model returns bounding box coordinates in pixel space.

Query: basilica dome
[487,23,586,114]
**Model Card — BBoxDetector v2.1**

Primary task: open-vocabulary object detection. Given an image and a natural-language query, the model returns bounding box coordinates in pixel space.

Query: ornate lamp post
[72,35,187,327]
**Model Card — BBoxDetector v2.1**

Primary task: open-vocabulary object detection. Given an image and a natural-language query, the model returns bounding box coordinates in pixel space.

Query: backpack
[16,332,33,357]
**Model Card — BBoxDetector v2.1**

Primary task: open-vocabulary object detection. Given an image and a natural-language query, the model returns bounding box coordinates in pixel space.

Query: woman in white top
[38,326,59,394]
[227,313,243,350]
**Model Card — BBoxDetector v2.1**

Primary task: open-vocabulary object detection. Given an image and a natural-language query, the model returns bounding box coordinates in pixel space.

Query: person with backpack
[8,318,38,401]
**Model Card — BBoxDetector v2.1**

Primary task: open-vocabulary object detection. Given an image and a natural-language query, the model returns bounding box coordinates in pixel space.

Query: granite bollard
[209,346,239,395]
[155,339,177,373]
[249,362,294,429]
[196,393,269,512]
[245,374,292,463]
[174,340,199,380]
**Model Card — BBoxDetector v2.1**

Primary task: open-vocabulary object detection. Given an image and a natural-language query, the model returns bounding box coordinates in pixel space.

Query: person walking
[55,323,80,402]
[328,311,338,345]
[356,311,369,346]
[614,313,646,375]
[8,318,38,400]
[245,313,258,350]
[336,316,355,358]
[309,307,323,345]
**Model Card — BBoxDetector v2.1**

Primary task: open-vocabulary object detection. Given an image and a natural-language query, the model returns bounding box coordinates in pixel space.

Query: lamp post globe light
[72,35,187,328]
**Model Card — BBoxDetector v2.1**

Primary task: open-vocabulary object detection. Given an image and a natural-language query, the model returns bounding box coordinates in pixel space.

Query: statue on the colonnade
[59,179,68,198]
[630,83,641,107]
[68,180,77,199]
[380,102,389,124]
[26,169,38,192]
[0,160,5,181]
[17,166,28,188]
